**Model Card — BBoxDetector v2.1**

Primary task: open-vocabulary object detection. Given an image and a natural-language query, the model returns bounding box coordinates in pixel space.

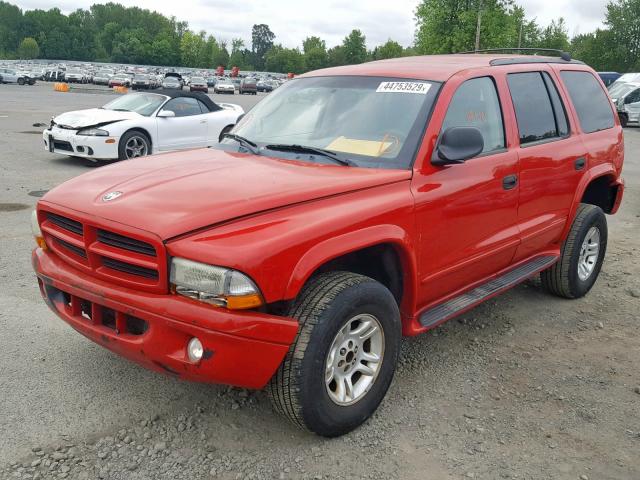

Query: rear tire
[619,113,628,128]
[268,271,401,437]
[541,203,607,299]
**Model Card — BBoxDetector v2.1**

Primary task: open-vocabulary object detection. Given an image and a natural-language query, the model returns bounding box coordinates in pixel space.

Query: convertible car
[42,90,244,161]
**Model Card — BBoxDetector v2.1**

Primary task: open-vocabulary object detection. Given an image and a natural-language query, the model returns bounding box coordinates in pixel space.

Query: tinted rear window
[508,72,564,145]
[560,71,615,133]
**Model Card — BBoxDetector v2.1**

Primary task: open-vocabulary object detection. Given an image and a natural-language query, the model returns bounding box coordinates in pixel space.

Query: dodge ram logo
[102,191,123,202]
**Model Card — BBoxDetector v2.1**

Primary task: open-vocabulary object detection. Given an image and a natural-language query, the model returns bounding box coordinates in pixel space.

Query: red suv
[32,53,624,437]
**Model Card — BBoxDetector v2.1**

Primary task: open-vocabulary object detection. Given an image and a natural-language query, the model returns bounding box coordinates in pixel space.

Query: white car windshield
[102,93,167,116]
[228,76,440,169]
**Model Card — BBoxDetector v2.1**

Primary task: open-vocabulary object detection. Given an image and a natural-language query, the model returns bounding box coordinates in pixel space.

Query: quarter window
[507,72,567,145]
[560,71,615,133]
[440,77,505,153]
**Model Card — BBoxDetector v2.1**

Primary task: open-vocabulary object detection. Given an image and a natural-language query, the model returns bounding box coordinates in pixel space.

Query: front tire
[17,77,25,85]
[541,203,607,299]
[118,130,151,160]
[268,272,401,437]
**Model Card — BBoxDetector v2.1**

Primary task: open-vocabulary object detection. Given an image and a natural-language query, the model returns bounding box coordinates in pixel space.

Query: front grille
[102,257,159,279]
[53,140,73,152]
[40,208,166,292]
[47,212,83,236]
[54,238,87,258]
[97,229,156,256]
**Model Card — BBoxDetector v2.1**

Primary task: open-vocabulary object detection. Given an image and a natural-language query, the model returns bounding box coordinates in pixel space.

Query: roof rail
[458,48,572,62]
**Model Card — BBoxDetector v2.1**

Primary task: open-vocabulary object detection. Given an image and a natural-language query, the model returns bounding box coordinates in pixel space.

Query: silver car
[610,81,640,127]
[0,68,34,85]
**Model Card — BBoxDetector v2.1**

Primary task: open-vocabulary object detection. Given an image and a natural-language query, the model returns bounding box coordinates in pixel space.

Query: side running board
[419,255,558,328]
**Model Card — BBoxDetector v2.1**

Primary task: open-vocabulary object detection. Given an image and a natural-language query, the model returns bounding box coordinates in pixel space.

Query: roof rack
[458,48,573,62]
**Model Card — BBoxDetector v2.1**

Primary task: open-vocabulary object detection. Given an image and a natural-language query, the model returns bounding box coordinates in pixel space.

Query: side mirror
[432,126,484,166]
[157,109,175,118]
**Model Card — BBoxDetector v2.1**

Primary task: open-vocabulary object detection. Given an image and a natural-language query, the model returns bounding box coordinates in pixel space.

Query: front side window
[625,88,640,104]
[508,72,566,145]
[440,76,505,153]
[228,76,441,169]
[162,97,203,117]
[560,71,615,134]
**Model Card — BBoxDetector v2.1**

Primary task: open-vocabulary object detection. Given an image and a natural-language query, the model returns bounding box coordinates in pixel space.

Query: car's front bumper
[43,128,119,160]
[32,247,298,388]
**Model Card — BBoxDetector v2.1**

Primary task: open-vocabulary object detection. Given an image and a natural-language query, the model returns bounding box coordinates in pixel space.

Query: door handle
[199,119,207,124]
[574,157,586,170]
[502,174,518,190]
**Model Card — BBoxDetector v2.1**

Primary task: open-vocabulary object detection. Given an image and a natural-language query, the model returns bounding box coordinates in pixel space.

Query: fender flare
[561,164,618,240]
[284,224,418,311]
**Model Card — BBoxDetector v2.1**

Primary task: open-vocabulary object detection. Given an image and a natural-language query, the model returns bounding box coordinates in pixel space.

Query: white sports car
[42,91,244,161]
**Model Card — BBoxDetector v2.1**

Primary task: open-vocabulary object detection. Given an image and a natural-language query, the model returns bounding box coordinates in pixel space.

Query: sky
[14,0,609,49]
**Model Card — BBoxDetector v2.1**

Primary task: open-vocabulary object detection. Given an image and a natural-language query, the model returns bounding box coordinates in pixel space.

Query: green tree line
[0,0,638,73]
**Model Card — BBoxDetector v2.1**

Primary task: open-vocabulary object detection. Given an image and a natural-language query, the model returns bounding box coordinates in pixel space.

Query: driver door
[156,97,209,151]
[412,76,520,311]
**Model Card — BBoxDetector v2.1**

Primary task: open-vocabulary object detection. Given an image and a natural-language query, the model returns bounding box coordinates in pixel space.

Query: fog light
[187,337,204,363]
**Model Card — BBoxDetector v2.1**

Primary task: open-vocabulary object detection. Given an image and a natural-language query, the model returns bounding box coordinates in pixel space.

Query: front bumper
[32,248,298,388]
[43,128,119,160]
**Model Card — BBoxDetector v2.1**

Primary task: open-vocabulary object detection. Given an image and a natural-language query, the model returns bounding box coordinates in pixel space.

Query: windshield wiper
[222,133,260,155]
[264,144,355,167]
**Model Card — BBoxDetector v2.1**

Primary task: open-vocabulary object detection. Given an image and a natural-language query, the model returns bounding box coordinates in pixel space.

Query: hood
[53,108,141,129]
[41,148,411,240]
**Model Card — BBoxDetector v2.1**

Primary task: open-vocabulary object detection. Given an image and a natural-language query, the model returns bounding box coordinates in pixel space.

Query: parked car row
[599,71,640,127]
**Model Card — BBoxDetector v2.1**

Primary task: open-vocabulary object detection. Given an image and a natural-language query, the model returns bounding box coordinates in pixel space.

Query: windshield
[135,74,149,80]
[192,77,205,83]
[228,76,440,169]
[102,93,167,116]
[609,83,638,98]
[164,78,179,84]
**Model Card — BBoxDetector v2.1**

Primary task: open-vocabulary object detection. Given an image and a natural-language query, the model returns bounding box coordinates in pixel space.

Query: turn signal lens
[31,210,47,250]
[225,294,264,310]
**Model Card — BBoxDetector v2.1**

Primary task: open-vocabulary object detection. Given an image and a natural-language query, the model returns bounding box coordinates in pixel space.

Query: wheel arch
[561,166,622,240]
[121,127,153,153]
[284,225,417,321]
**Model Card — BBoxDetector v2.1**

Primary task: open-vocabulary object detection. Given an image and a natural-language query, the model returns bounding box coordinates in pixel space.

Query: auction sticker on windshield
[376,82,431,94]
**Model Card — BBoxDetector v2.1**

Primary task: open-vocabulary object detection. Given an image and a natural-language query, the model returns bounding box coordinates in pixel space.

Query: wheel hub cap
[125,137,148,159]
[578,226,600,281]
[324,313,384,406]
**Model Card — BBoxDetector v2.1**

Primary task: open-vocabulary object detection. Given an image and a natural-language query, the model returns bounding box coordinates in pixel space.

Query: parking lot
[1,83,639,480]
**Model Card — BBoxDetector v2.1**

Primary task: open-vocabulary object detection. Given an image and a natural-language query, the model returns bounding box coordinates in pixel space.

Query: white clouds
[16,0,606,48]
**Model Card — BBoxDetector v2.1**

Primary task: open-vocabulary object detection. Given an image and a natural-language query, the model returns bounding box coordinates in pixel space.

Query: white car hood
[53,108,142,129]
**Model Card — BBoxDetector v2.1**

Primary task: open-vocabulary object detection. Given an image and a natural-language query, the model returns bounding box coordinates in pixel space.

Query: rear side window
[440,77,505,153]
[560,71,615,133]
[507,72,568,145]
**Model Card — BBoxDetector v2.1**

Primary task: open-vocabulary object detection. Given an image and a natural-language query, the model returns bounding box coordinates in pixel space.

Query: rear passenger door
[507,70,586,261]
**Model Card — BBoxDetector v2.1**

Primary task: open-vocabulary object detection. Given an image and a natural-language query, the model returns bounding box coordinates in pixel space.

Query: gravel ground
[0,82,638,480]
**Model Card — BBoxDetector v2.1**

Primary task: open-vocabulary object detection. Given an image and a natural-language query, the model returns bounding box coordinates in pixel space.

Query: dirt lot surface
[0,83,638,480]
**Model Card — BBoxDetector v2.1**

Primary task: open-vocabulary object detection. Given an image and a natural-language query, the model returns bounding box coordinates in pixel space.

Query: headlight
[170,257,263,310]
[77,128,109,136]
[31,210,46,249]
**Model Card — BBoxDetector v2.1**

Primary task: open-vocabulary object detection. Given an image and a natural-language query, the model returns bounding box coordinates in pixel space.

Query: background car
[65,69,87,84]
[42,91,244,161]
[256,80,273,92]
[0,68,35,85]
[162,76,182,89]
[189,77,208,93]
[93,70,113,85]
[214,79,235,94]
[108,75,130,88]
[239,77,257,95]
[132,74,152,90]
[206,77,217,87]
[598,72,621,87]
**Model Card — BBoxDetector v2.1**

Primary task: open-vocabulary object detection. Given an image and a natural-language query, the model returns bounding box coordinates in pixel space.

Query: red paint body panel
[33,248,298,388]
[33,55,625,386]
